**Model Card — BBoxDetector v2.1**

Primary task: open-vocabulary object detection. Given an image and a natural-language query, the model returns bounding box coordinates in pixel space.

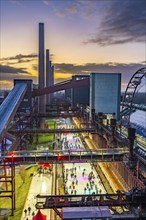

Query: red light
[57,155,64,161]
[10,153,14,157]
[57,155,69,161]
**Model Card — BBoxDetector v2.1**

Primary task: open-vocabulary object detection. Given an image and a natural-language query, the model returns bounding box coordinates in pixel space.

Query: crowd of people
[59,122,106,196]
[63,162,106,195]
[61,131,84,150]
[22,120,106,219]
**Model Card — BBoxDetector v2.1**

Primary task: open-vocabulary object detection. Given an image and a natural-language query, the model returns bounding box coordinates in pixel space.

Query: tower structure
[46,50,54,105]
[38,23,45,113]
[46,49,51,105]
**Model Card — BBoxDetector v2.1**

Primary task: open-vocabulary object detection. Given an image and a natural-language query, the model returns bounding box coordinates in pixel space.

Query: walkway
[21,171,52,220]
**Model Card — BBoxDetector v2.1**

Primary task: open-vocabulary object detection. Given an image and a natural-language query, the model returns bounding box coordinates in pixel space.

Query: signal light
[10,152,14,158]
[57,155,69,161]
[57,155,64,161]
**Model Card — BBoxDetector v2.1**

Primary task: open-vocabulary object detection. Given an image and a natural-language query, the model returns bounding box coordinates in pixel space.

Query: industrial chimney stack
[46,49,51,105]
[46,50,54,105]
[38,23,45,113]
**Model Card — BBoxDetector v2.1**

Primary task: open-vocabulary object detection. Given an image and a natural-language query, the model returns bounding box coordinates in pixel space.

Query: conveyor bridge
[10,127,96,134]
[0,83,27,142]
[1,148,129,163]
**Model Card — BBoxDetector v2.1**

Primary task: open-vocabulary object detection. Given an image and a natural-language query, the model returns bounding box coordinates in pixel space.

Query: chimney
[46,49,51,105]
[50,65,54,102]
[38,23,45,113]
[51,65,54,85]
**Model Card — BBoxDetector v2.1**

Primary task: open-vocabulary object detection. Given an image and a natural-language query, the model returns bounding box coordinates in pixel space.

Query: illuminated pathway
[21,118,109,219]
[21,172,52,220]
[58,120,106,196]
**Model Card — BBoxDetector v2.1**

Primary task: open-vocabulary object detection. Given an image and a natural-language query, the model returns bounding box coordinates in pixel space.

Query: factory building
[65,75,89,106]
[90,73,121,120]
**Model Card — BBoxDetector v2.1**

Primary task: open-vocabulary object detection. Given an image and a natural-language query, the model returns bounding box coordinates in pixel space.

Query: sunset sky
[0,0,146,90]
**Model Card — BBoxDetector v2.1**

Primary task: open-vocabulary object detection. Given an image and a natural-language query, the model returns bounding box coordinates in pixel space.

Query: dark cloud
[0,54,38,64]
[1,53,54,65]
[0,65,30,74]
[0,65,37,83]
[54,62,145,83]
[84,0,146,45]
[1,61,145,88]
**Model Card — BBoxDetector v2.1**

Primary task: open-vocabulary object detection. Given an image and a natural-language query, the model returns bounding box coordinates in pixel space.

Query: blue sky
[0,0,146,90]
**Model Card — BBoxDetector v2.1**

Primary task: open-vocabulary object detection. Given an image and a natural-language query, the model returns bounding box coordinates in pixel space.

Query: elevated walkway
[0,83,27,142]
[11,127,96,134]
[1,148,128,163]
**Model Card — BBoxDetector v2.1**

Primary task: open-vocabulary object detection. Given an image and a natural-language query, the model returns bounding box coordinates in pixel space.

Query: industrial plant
[0,23,146,220]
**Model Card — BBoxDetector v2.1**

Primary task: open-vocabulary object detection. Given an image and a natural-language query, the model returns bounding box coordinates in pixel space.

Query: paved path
[21,172,52,220]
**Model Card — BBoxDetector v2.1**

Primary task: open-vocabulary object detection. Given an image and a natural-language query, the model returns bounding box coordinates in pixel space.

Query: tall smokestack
[46,49,51,105]
[51,65,54,85]
[50,65,54,101]
[38,23,45,113]
[46,49,55,105]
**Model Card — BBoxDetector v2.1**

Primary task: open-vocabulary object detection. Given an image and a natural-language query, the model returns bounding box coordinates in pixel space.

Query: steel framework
[0,157,15,216]
[35,190,146,208]
[10,127,96,135]
[35,188,146,219]
[33,78,89,97]
[121,67,146,125]
[1,148,128,164]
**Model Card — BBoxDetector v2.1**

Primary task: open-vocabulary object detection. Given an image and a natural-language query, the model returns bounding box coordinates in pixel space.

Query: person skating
[24,209,27,217]
[28,206,31,215]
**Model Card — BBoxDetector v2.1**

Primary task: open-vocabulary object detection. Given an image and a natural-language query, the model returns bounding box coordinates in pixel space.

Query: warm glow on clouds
[0,80,13,90]
[1,0,145,90]
[55,73,72,80]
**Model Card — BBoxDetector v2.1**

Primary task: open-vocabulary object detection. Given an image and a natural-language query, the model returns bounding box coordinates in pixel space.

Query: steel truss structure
[35,189,146,218]
[121,67,146,125]
[1,148,128,164]
[0,158,15,216]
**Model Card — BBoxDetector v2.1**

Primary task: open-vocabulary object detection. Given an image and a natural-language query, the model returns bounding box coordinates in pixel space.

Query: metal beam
[35,189,146,209]
[0,83,27,142]
[33,78,89,97]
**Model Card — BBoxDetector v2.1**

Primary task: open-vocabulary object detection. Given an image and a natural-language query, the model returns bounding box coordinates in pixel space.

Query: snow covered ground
[59,120,106,196]
[63,162,106,195]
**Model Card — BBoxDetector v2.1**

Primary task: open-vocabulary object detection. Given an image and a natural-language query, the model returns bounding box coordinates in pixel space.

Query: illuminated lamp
[10,152,14,158]
[57,155,69,161]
